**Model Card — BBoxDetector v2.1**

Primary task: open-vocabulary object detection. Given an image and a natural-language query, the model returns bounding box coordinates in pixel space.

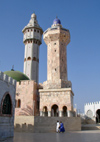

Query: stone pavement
[2,130,100,142]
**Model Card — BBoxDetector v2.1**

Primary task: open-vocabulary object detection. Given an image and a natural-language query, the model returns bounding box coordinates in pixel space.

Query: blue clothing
[60,123,65,132]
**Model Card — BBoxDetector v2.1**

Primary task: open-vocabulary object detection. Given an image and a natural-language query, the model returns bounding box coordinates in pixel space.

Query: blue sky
[0,0,100,113]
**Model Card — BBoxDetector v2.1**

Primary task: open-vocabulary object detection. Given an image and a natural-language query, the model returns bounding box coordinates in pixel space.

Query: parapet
[85,101,100,106]
[0,71,16,87]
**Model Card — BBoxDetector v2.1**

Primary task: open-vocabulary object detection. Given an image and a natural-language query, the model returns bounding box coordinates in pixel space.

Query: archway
[96,109,100,123]
[43,106,48,116]
[51,104,59,117]
[63,106,67,117]
[2,94,12,115]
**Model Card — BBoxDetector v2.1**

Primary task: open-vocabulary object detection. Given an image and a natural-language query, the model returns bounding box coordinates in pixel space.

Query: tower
[39,18,74,117]
[43,18,71,88]
[22,13,43,83]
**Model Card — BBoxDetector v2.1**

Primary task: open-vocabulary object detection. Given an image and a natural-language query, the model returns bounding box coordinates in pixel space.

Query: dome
[4,70,29,81]
[53,17,61,25]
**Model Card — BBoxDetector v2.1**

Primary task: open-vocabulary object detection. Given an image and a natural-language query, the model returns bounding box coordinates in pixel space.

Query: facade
[39,18,74,117]
[0,71,16,140]
[85,102,100,123]
[22,13,43,83]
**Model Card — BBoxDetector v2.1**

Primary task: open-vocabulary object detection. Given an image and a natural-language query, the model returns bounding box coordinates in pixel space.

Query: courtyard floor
[2,130,100,142]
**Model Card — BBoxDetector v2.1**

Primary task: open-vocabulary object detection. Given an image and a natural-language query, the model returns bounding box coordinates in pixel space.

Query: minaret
[39,18,74,117]
[43,17,71,89]
[22,13,43,83]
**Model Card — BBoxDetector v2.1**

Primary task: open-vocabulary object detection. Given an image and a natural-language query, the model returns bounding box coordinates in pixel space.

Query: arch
[43,106,48,116]
[1,93,12,115]
[17,99,21,108]
[62,106,67,117]
[86,110,93,118]
[51,104,59,117]
[27,57,31,61]
[96,109,100,123]
[33,57,36,61]
[24,58,26,62]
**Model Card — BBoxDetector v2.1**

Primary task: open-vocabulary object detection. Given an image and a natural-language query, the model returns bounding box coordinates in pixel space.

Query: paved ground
[2,130,100,142]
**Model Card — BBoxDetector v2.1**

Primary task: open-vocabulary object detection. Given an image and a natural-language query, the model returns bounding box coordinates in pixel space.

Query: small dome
[31,13,36,19]
[4,70,29,81]
[53,17,61,25]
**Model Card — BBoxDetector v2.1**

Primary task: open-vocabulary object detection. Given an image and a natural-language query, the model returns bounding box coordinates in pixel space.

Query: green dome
[4,70,29,81]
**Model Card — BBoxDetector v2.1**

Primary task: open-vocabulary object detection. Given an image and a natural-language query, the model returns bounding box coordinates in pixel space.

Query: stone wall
[0,71,16,141]
[14,116,81,132]
[15,80,38,116]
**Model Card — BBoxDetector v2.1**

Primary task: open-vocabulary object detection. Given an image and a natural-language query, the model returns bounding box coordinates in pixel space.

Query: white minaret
[22,13,43,83]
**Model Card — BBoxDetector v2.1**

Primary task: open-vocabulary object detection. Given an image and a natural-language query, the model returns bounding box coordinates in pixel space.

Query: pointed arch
[1,92,12,116]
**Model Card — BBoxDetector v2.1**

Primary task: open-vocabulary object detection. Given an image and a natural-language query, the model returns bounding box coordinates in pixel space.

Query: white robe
[56,122,60,132]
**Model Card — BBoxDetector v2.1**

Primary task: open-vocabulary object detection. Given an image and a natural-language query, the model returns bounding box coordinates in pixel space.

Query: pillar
[40,111,43,116]
[59,111,62,117]
[48,111,51,117]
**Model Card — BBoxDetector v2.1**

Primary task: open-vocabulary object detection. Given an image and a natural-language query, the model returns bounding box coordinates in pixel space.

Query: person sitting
[56,120,60,133]
[59,121,65,133]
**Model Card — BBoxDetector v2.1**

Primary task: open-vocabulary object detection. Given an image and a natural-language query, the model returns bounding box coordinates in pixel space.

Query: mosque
[4,13,75,117]
[0,13,81,137]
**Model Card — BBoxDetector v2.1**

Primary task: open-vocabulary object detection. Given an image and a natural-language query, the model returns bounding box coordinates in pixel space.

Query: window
[17,99,21,108]
[2,94,12,115]
[37,30,39,33]
[27,57,31,60]
[28,29,29,32]
[34,29,36,32]
[33,57,36,61]
[54,43,56,45]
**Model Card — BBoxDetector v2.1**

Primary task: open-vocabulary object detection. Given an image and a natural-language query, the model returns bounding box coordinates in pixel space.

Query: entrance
[96,109,100,123]
[51,104,59,117]
[63,106,67,117]
[43,106,48,116]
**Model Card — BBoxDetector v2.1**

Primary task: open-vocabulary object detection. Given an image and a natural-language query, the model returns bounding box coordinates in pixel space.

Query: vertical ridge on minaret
[22,13,43,83]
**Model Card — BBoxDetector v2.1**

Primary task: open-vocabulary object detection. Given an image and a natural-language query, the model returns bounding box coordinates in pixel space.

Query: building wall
[15,80,38,116]
[85,101,100,118]
[39,88,74,116]
[0,71,16,140]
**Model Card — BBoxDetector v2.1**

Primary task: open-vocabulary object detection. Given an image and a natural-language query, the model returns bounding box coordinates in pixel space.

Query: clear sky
[0,0,100,113]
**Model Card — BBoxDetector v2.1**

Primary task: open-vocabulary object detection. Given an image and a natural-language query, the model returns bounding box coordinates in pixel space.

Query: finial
[11,65,14,71]
[56,16,58,19]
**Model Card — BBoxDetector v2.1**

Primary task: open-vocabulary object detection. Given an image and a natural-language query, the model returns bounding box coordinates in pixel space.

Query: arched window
[27,57,31,60]
[2,94,12,115]
[17,99,21,108]
[33,57,36,61]
[24,58,26,62]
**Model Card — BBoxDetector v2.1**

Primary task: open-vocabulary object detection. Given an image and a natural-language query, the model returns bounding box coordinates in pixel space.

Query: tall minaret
[22,13,43,83]
[43,17,71,89]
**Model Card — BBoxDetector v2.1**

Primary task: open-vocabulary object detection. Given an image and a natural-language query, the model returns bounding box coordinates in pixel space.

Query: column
[59,111,62,117]
[67,110,71,117]
[40,111,43,116]
[48,111,51,117]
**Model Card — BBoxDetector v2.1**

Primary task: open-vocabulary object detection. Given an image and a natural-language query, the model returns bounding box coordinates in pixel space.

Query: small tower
[22,13,43,83]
